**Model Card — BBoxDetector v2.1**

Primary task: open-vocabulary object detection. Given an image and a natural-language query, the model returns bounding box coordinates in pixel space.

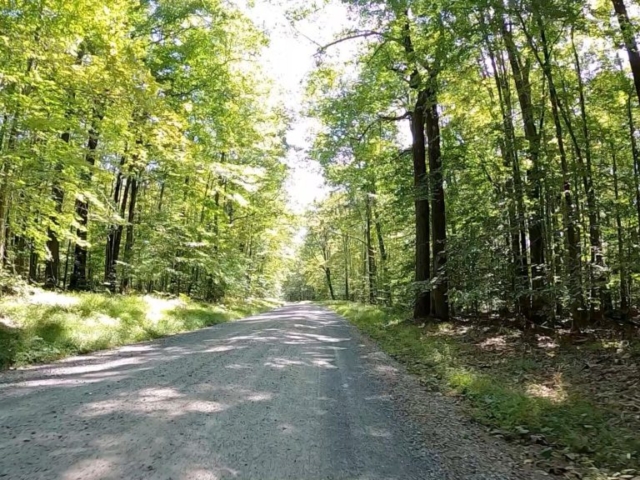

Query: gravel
[0,304,544,479]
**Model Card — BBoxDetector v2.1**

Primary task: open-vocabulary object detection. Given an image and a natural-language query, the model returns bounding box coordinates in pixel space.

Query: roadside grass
[326,301,640,478]
[0,291,279,368]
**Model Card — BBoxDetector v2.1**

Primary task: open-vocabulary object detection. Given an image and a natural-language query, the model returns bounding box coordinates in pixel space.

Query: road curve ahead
[0,304,530,480]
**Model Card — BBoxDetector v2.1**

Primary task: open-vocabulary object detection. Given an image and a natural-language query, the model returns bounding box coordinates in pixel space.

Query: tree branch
[378,112,411,122]
[317,31,388,55]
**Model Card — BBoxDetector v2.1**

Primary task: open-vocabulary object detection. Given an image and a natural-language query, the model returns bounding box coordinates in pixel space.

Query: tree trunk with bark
[612,0,640,106]
[425,80,448,320]
[121,176,138,292]
[501,21,547,322]
[612,150,629,314]
[69,119,101,291]
[400,15,432,320]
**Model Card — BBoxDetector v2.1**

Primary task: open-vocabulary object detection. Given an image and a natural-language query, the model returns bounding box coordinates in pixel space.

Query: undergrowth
[0,291,279,368]
[326,301,640,478]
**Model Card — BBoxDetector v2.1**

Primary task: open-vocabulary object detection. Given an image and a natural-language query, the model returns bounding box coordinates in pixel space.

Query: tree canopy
[286,0,640,330]
[0,0,293,299]
[4,0,640,330]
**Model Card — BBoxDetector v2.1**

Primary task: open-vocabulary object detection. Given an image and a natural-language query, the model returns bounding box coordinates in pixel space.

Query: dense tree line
[289,0,640,329]
[0,0,292,299]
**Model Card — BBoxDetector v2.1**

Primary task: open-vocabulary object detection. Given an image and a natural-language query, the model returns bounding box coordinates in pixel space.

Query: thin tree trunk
[502,21,547,322]
[487,40,530,316]
[14,235,26,276]
[612,150,629,315]
[612,0,640,106]
[373,202,390,305]
[365,192,377,304]
[532,14,584,327]
[28,245,38,284]
[571,30,610,315]
[627,95,640,231]
[324,266,335,300]
[343,233,350,300]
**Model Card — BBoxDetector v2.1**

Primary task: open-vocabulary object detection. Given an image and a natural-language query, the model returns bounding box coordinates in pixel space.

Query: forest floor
[327,302,640,480]
[0,289,280,368]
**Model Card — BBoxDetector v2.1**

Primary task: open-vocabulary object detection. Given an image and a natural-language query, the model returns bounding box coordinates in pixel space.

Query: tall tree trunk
[612,0,640,106]
[486,41,530,317]
[105,156,127,291]
[571,30,610,315]
[533,15,584,327]
[343,233,350,301]
[612,150,629,315]
[28,246,38,284]
[121,176,138,292]
[627,95,640,232]
[425,80,449,320]
[45,131,69,289]
[411,88,431,319]
[398,13,431,320]
[69,118,101,291]
[0,116,19,268]
[501,21,547,322]
[365,192,377,304]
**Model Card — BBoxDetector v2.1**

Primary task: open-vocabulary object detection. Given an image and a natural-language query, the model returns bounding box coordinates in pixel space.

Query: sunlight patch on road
[264,358,306,368]
[63,458,114,480]
[311,358,337,369]
[77,387,228,418]
[202,346,239,353]
[366,426,392,438]
[181,468,219,480]
[246,393,273,402]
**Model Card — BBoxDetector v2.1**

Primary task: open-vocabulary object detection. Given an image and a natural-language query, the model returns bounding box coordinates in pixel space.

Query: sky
[238,0,359,214]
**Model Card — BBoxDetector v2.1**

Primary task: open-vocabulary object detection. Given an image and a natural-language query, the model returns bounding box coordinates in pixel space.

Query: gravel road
[0,304,539,480]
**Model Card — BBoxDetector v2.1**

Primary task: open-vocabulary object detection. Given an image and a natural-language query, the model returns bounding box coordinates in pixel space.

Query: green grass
[326,301,640,475]
[0,291,279,368]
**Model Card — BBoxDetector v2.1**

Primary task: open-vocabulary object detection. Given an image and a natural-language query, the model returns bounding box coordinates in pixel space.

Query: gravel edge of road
[334,308,549,480]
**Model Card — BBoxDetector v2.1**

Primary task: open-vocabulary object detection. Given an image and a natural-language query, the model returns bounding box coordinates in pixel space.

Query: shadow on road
[0,304,434,480]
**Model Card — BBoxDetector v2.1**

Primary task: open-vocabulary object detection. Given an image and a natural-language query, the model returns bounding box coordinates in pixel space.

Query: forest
[283,2,640,473]
[1,0,640,478]
[0,0,291,300]
[288,0,640,331]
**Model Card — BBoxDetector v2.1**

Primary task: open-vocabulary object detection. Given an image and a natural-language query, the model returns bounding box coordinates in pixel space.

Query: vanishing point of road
[0,304,536,480]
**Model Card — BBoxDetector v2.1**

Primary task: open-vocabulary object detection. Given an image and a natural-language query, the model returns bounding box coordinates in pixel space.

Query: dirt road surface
[0,304,537,480]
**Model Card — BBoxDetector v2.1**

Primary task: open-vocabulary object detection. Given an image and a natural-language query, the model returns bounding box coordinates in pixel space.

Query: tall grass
[0,291,278,367]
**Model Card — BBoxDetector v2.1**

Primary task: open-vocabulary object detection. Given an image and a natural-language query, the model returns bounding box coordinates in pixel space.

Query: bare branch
[316,31,388,55]
[378,112,411,122]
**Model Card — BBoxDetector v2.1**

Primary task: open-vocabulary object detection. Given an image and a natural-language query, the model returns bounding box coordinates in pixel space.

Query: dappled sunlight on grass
[0,290,280,368]
[525,379,567,404]
[327,301,640,473]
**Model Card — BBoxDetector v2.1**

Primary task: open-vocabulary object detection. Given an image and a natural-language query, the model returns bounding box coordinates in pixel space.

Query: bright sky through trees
[239,0,358,213]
